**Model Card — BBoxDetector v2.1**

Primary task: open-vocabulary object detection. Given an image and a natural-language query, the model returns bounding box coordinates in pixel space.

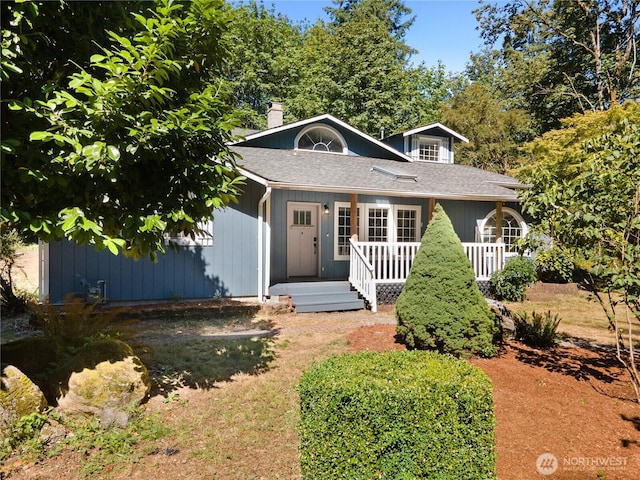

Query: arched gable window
[294,125,348,154]
[478,207,528,252]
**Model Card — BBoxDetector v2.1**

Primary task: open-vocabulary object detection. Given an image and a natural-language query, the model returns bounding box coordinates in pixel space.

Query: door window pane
[368,208,388,242]
[396,209,417,242]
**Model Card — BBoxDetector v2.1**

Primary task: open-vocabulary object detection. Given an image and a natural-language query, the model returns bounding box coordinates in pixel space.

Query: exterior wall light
[323,204,330,215]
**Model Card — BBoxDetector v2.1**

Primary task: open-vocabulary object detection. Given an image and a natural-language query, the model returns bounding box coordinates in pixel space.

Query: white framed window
[333,202,421,260]
[366,207,389,242]
[478,208,528,253]
[295,125,348,154]
[165,219,214,247]
[396,208,419,242]
[335,204,360,259]
[410,135,447,163]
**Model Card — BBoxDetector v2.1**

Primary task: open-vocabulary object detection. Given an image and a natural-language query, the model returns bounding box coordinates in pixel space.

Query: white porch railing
[349,239,506,312]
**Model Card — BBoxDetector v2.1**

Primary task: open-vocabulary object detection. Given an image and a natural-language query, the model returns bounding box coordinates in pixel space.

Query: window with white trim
[295,125,348,154]
[410,135,447,163]
[165,219,214,247]
[335,205,360,258]
[333,202,421,260]
[478,208,528,253]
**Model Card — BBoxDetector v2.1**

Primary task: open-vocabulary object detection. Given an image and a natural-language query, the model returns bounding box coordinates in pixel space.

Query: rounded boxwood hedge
[298,350,496,479]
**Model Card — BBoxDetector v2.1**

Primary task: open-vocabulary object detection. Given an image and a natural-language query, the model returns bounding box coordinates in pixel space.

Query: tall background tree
[1,0,244,259]
[475,0,640,131]
[224,1,304,129]
[441,81,534,173]
[224,0,457,137]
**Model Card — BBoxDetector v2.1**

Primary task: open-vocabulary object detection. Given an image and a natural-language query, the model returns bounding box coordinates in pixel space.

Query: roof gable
[385,122,469,143]
[231,114,412,162]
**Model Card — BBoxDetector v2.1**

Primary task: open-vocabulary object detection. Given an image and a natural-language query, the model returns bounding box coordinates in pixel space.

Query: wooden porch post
[350,193,358,240]
[428,198,436,221]
[495,201,503,243]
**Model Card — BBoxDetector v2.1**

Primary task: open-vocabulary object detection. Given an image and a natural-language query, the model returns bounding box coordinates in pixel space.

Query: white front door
[287,203,319,277]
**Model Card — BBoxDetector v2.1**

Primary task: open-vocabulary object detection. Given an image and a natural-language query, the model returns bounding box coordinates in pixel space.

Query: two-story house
[41,103,527,312]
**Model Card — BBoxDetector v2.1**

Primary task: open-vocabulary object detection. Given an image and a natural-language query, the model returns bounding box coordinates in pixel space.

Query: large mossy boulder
[52,338,150,414]
[396,203,498,357]
[0,365,48,440]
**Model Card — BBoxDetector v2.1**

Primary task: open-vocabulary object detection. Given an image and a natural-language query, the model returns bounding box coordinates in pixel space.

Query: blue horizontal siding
[46,181,263,304]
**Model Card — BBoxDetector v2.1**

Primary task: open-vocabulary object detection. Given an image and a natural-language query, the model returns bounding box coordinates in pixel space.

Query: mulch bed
[347,324,640,480]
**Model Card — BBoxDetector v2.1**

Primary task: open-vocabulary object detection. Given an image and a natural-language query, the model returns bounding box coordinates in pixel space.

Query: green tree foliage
[225,0,456,136]
[396,204,498,357]
[309,0,454,135]
[1,1,144,153]
[441,81,535,173]
[324,0,415,40]
[475,0,640,131]
[2,0,244,259]
[224,1,304,129]
[517,101,640,401]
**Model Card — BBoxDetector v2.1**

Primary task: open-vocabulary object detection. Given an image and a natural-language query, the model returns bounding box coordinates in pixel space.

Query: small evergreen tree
[396,204,497,357]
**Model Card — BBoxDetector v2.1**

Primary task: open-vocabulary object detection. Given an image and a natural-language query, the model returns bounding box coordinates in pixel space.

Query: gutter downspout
[257,186,272,302]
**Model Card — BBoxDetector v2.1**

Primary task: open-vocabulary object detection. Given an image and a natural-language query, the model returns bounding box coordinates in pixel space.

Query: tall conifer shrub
[396,204,497,357]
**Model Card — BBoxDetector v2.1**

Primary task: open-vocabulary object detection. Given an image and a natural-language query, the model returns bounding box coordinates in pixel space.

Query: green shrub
[490,257,537,301]
[30,293,127,352]
[396,204,498,357]
[513,310,562,349]
[299,351,496,480]
[534,246,574,283]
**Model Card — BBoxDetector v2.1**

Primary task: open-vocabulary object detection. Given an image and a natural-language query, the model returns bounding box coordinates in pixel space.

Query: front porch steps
[269,281,365,313]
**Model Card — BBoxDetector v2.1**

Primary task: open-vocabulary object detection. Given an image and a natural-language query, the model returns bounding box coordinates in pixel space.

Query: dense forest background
[4,0,639,175]
[1,0,638,254]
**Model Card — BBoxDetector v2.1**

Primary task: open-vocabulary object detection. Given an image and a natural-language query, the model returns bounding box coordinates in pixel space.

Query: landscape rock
[39,416,69,446]
[487,299,515,335]
[0,365,48,440]
[99,407,130,429]
[53,338,150,415]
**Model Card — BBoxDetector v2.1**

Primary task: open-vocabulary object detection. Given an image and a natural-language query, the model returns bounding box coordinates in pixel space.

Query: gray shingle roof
[232,146,524,202]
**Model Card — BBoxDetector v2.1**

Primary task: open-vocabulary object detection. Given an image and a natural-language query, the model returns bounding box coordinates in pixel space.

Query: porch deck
[349,239,507,312]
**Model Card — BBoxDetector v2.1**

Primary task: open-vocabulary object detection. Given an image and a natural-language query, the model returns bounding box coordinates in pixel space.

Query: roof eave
[238,175,520,202]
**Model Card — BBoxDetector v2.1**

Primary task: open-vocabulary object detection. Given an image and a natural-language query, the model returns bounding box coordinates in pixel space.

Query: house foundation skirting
[373,280,495,307]
[376,283,404,305]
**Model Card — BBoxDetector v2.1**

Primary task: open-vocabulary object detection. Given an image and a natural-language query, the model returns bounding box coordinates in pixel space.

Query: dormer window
[411,135,445,162]
[295,125,347,154]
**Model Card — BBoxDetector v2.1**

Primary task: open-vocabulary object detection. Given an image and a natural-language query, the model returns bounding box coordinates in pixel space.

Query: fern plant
[30,294,127,353]
[513,310,562,349]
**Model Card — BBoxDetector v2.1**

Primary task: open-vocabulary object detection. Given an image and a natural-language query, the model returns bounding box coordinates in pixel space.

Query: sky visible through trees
[268,0,484,74]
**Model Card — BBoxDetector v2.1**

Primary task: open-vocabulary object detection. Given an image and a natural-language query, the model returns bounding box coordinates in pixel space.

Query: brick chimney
[267,101,283,129]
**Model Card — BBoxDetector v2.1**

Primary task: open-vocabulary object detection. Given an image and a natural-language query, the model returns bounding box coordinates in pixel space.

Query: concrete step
[294,299,365,313]
[292,291,360,304]
[269,281,351,296]
[269,281,365,313]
